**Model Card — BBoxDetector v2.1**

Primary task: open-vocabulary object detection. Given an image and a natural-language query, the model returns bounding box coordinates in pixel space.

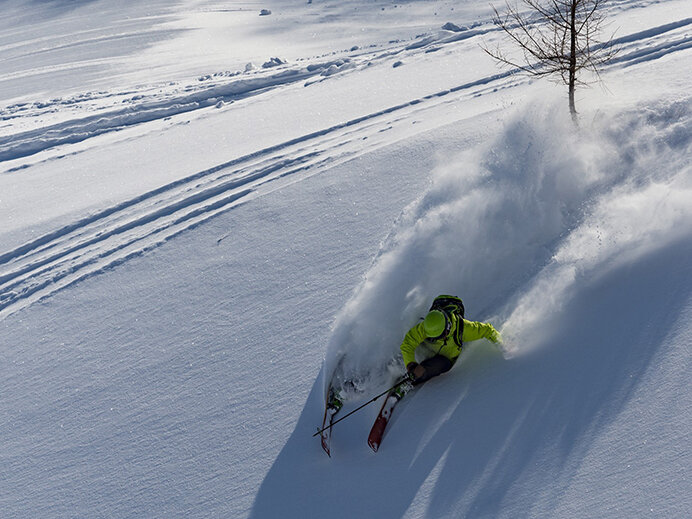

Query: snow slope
[1,0,690,517]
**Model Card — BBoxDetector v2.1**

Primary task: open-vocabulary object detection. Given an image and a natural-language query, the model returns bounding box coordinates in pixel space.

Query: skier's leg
[412,355,453,385]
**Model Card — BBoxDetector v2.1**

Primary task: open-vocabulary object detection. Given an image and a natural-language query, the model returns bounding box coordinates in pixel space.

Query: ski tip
[320,434,332,457]
[321,442,331,457]
[368,439,379,452]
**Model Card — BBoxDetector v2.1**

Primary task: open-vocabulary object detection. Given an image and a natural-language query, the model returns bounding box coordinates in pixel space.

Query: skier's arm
[400,322,428,366]
[461,319,502,343]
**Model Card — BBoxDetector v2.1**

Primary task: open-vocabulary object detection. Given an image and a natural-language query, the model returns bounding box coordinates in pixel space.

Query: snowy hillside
[1,1,690,518]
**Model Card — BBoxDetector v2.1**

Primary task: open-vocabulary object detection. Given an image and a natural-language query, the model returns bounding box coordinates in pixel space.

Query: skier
[365,295,502,451]
[320,295,502,454]
[401,296,501,385]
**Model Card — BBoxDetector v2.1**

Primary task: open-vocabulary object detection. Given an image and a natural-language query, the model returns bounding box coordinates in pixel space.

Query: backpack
[429,295,465,346]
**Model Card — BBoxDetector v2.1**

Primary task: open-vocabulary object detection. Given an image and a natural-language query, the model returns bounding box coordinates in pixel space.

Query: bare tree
[484,0,618,119]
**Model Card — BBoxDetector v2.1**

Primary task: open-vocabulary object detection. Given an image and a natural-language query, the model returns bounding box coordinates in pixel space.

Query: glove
[406,362,426,381]
[489,329,503,344]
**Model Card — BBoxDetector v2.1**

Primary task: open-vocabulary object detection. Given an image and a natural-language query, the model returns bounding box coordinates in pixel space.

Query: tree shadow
[250,237,690,518]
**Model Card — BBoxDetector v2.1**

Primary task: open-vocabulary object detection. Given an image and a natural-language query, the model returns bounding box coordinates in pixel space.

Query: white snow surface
[1,0,691,518]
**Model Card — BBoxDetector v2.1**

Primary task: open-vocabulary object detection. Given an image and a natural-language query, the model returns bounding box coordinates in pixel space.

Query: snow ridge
[3,14,689,169]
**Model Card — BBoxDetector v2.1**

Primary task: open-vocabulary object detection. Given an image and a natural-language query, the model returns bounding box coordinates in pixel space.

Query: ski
[367,380,413,452]
[319,386,343,457]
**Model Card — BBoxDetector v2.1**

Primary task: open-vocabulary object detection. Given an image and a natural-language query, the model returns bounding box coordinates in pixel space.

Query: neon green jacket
[400,313,500,366]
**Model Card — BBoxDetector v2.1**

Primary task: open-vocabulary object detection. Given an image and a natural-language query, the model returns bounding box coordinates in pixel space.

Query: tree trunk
[569,0,578,120]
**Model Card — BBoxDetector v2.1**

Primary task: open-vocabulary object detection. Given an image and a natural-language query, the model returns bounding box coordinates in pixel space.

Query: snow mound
[324,96,692,398]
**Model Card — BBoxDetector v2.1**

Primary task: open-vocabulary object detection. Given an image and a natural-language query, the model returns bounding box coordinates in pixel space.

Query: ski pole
[312,376,410,437]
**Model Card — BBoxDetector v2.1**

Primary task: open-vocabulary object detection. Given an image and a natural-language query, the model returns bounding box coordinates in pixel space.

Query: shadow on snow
[250,237,690,518]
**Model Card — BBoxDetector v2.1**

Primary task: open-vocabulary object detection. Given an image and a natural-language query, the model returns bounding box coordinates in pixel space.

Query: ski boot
[327,387,343,413]
[393,378,414,400]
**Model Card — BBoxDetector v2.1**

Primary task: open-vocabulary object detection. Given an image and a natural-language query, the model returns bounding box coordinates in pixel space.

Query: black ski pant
[412,355,453,385]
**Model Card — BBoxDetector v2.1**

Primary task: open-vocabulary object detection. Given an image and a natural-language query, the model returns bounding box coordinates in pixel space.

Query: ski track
[0,69,510,320]
[0,14,689,319]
